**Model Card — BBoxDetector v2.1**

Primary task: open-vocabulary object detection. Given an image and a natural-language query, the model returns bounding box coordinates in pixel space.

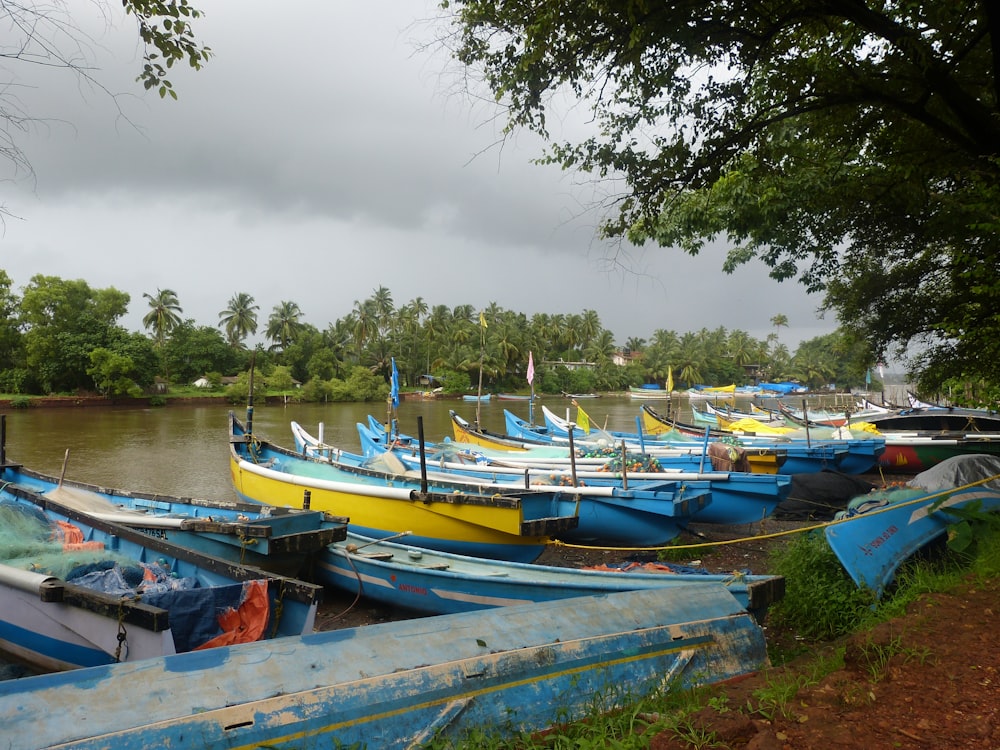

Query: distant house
[612,349,644,367]
[541,359,595,371]
[193,375,239,388]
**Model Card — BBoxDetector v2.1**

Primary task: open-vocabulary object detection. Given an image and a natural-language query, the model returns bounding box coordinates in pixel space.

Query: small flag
[390,357,400,408]
[479,311,488,329]
[667,366,674,393]
[878,363,885,380]
[527,351,535,386]
[573,400,591,433]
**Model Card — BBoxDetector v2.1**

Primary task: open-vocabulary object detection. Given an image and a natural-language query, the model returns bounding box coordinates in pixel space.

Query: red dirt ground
[649,577,1000,749]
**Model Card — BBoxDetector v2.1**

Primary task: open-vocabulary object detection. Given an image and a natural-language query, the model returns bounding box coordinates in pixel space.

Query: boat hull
[0,587,770,749]
[317,532,784,622]
[0,479,322,672]
[826,486,1000,595]
[877,438,1000,473]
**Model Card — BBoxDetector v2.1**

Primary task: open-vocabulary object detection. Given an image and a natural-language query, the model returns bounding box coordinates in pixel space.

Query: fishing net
[0,498,269,652]
[0,499,196,591]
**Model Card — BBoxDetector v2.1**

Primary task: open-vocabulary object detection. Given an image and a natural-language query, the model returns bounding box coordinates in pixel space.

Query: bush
[767,532,878,640]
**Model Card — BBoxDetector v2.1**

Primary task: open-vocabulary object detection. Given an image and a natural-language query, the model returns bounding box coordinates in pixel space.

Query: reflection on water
[0,392,859,500]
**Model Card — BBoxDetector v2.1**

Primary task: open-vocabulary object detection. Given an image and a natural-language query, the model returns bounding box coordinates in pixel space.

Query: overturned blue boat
[0,585,770,749]
[826,454,1000,596]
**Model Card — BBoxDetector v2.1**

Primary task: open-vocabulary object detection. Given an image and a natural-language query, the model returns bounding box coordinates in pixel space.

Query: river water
[0,392,861,500]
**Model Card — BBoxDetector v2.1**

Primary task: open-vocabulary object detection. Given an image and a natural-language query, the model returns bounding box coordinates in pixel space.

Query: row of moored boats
[2,395,1000,748]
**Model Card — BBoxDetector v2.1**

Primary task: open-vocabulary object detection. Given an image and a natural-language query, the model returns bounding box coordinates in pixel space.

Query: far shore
[0,395,232,409]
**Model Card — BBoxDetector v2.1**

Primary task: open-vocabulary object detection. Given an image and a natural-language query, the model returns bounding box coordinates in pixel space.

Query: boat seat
[419,563,450,570]
[358,552,394,561]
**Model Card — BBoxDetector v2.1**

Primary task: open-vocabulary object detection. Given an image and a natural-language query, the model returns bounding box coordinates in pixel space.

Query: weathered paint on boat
[318,531,785,623]
[0,586,770,749]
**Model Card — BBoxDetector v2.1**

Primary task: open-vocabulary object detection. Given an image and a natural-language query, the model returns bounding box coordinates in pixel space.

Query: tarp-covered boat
[826,454,1000,595]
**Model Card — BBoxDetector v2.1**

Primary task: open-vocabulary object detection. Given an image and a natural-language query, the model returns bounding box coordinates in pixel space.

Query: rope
[545,472,1000,553]
[324,531,413,624]
[113,598,130,662]
[269,580,285,639]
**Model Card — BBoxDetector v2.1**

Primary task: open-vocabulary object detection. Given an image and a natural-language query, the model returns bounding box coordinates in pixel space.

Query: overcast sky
[1,1,833,349]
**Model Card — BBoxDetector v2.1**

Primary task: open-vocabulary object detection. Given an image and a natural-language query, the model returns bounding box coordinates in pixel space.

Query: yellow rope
[545,472,1000,553]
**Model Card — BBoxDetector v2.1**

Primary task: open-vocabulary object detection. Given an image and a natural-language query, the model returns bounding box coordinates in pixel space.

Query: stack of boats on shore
[0,414,789,749]
[507,404,886,476]
[4,405,1000,748]
[286,414,794,530]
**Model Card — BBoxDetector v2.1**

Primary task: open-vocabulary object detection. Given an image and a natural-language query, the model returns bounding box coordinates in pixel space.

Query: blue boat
[825,454,1000,596]
[302,423,791,524]
[231,413,580,563]
[0,471,324,673]
[0,586,770,749]
[319,530,784,622]
[0,453,346,577]
[638,404,885,475]
[532,405,865,475]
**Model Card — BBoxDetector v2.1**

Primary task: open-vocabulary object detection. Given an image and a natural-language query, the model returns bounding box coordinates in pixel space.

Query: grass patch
[765,531,878,641]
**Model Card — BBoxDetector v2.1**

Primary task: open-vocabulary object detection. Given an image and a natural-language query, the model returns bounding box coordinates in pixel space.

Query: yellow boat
[229,413,577,563]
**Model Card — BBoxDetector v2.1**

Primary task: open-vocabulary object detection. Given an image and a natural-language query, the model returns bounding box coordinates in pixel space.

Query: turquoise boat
[320,530,785,622]
[0,586,770,749]
[826,454,1000,596]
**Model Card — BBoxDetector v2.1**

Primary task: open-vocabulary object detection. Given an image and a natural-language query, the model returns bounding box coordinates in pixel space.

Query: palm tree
[770,314,789,343]
[142,288,182,349]
[370,286,395,344]
[579,309,601,351]
[624,336,646,353]
[266,300,304,353]
[218,292,259,348]
[583,330,616,365]
[675,332,706,387]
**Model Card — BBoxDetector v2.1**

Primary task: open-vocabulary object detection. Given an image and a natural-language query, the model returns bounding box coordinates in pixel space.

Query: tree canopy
[441,1,1000,390]
[1,1,209,189]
